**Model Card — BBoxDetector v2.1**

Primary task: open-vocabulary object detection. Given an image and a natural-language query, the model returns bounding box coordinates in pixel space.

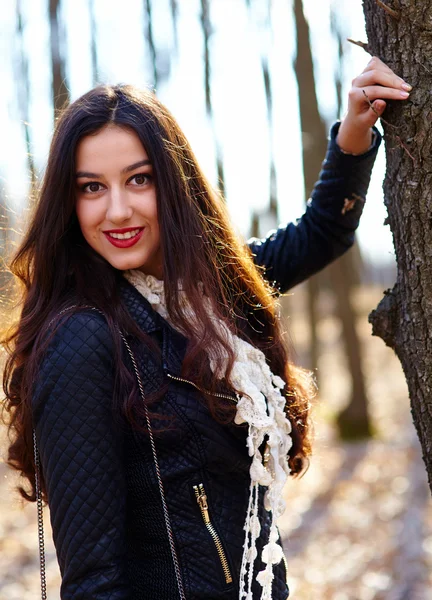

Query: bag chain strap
[32,306,186,600]
[33,428,47,600]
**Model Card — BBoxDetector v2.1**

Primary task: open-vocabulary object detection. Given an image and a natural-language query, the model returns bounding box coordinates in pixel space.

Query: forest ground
[1,286,431,600]
[279,286,432,600]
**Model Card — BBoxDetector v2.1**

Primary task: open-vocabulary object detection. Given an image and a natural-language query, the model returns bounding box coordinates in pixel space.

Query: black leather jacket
[33,123,381,599]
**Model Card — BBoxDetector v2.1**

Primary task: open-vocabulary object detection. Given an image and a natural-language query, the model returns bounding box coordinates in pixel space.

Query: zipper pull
[194,484,210,523]
[263,442,271,467]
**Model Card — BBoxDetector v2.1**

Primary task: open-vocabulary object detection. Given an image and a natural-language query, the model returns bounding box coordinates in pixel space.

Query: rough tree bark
[363,0,432,491]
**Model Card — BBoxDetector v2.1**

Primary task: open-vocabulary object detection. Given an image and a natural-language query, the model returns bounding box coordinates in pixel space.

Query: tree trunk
[363,0,432,491]
[89,0,99,86]
[49,0,69,118]
[200,0,226,197]
[293,0,328,375]
[329,2,371,438]
[262,57,278,221]
[170,0,179,52]
[16,0,37,195]
[144,0,158,88]
[293,0,370,441]
[332,253,372,439]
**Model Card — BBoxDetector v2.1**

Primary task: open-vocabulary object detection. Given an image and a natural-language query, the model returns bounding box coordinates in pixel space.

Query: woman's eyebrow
[122,159,152,174]
[76,159,152,179]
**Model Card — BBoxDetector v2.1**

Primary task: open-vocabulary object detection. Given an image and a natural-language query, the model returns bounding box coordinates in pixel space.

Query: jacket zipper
[166,372,239,403]
[193,483,233,585]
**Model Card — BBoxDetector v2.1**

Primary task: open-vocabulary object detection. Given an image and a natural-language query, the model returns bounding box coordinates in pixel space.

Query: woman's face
[75,124,162,278]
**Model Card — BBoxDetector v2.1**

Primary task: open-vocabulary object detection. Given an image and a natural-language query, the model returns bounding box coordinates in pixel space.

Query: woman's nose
[105,188,133,224]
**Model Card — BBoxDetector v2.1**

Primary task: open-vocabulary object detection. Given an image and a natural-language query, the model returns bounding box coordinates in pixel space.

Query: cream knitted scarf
[124,270,292,599]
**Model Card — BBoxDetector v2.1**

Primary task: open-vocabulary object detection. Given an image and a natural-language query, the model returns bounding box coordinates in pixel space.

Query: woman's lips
[103,227,144,248]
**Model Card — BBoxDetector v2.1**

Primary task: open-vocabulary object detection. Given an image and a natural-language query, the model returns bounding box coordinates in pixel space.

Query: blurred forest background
[1,0,431,599]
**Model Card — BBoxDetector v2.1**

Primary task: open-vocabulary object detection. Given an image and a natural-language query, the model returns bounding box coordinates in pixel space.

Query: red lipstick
[103,227,144,248]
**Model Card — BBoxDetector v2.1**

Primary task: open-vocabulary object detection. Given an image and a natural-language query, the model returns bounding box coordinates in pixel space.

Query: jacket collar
[119,277,187,377]
[119,277,160,334]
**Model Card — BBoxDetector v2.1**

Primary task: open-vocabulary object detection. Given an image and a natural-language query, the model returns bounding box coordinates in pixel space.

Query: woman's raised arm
[248,121,380,293]
[248,57,410,293]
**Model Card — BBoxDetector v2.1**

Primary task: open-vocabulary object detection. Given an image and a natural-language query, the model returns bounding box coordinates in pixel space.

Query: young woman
[2,57,408,599]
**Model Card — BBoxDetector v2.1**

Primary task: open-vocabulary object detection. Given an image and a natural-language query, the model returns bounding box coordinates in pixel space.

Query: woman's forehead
[76,125,150,173]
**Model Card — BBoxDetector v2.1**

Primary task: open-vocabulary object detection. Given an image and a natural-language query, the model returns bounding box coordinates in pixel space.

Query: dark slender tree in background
[200,0,226,198]
[49,0,69,118]
[144,0,158,88]
[250,31,279,235]
[293,0,328,377]
[330,5,371,439]
[294,0,371,437]
[260,2,278,223]
[15,0,36,194]
[89,0,99,86]
[332,249,372,438]
[170,0,179,52]
[363,0,432,491]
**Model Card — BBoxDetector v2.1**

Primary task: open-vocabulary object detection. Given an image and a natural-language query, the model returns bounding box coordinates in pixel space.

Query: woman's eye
[130,173,152,186]
[82,182,102,193]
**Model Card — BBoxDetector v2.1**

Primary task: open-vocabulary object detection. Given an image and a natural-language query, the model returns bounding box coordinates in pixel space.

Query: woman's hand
[336,56,412,155]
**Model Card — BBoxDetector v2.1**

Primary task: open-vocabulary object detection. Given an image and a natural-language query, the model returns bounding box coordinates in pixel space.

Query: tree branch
[418,62,432,75]
[369,286,399,349]
[347,38,371,54]
[376,0,401,21]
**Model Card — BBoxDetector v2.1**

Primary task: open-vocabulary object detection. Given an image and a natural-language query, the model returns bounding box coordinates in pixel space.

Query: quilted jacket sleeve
[32,311,131,599]
[248,121,381,293]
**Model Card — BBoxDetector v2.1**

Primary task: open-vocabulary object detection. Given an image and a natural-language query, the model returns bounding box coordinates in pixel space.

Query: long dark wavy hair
[2,85,314,503]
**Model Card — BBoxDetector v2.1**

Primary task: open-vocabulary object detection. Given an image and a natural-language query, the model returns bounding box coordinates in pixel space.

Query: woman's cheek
[76,200,103,231]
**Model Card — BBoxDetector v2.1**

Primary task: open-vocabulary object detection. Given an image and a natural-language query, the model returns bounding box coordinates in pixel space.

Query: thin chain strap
[33,429,47,600]
[33,306,186,600]
[119,331,186,600]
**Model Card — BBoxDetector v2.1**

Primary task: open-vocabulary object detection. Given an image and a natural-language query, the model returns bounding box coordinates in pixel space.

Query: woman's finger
[349,84,410,107]
[371,99,387,116]
[357,99,388,129]
[353,69,411,92]
[362,56,395,76]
